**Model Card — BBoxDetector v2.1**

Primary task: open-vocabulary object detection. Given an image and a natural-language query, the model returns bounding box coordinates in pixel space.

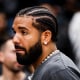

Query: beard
[15,40,42,66]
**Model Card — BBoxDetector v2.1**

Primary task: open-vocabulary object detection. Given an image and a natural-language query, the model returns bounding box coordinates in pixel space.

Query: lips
[15,44,26,55]
[15,45,24,50]
[15,49,25,55]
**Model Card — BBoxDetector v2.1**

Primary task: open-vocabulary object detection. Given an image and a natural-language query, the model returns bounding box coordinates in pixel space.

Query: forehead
[13,16,34,29]
[5,40,15,50]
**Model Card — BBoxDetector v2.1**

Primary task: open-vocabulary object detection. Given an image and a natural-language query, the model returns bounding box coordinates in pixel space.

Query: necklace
[41,50,59,64]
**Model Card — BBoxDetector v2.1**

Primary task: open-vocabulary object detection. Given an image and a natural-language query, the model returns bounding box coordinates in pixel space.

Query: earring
[44,42,47,45]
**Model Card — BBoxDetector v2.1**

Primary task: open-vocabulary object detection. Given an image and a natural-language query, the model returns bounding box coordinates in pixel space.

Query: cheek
[21,35,33,49]
[20,34,40,50]
[4,53,16,61]
[24,35,39,45]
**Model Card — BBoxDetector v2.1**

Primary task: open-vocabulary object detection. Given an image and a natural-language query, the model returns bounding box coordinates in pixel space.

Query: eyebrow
[18,26,28,30]
[12,26,28,31]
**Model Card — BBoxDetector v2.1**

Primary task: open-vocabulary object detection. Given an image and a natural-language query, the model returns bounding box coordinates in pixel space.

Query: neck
[33,42,57,69]
[0,66,26,80]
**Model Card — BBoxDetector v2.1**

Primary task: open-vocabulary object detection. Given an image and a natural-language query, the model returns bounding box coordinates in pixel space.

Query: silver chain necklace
[41,50,59,64]
[28,50,59,80]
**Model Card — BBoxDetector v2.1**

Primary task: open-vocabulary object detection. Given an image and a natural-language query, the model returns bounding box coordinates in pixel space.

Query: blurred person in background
[69,11,80,70]
[0,6,9,75]
[0,0,19,36]
[0,35,31,80]
[57,0,80,64]
[55,0,79,62]
[0,9,8,39]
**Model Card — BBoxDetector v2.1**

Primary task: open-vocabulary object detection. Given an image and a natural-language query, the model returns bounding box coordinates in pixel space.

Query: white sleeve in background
[68,12,80,69]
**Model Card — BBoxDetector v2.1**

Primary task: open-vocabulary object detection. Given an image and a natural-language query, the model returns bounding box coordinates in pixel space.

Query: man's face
[2,40,24,72]
[12,16,42,66]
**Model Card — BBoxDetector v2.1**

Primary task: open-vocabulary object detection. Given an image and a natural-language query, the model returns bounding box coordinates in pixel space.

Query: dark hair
[0,34,13,51]
[16,6,58,42]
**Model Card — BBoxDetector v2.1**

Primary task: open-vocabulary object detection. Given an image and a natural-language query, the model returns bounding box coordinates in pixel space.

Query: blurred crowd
[0,0,80,78]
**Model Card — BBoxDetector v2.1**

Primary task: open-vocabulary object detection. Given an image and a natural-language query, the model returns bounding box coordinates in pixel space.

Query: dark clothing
[32,50,80,80]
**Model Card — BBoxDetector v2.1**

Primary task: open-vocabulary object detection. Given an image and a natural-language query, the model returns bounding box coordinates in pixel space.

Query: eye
[21,30,28,35]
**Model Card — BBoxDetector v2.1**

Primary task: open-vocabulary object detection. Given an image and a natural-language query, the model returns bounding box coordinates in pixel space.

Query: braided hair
[16,6,58,42]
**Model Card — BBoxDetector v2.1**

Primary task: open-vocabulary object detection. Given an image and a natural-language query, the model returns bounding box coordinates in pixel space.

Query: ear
[41,30,52,45]
[0,52,4,63]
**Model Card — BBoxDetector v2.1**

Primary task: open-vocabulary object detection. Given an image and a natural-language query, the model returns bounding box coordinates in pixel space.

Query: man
[12,6,80,80]
[0,36,30,80]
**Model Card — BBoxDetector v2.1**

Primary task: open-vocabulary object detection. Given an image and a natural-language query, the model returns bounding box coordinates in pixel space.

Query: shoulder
[41,67,80,80]
[41,51,80,75]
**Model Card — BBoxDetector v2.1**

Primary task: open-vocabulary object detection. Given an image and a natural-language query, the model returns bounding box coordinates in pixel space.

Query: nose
[13,33,20,44]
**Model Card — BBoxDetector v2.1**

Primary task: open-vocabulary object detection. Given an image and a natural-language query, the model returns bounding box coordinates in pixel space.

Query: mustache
[15,44,26,51]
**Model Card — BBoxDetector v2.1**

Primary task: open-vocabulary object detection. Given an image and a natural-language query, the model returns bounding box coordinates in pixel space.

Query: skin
[12,16,57,69]
[1,40,24,71]
[13,16,41,52]
[0,40,26,80]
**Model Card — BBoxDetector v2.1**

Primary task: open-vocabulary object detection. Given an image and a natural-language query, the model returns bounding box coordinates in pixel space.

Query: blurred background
[0,0,80,74]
